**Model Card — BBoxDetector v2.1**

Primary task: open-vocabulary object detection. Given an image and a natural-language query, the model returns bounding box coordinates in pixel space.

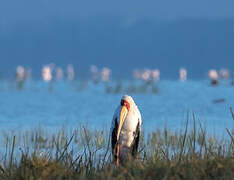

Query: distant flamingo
[208,69,219,86]
[179,68,187,81]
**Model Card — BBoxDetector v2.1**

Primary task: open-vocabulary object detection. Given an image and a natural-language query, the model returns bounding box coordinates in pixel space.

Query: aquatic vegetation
[105,81,159,94]
[0,112,233,179]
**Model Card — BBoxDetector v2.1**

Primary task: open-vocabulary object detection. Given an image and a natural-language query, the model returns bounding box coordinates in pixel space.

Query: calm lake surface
[0,80,233,135]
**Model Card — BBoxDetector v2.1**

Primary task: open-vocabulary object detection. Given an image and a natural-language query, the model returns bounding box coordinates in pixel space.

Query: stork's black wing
[131,122,140,157]
[111,117,118,160]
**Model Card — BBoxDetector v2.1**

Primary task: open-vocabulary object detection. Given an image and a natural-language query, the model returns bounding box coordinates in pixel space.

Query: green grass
[0,111,233,179]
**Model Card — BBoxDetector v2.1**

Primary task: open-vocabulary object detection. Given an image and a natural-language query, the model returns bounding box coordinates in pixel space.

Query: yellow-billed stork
[110,95,142,165]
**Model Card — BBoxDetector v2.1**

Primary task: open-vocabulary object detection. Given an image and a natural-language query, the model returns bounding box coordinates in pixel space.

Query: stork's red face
[120,99,130,111]
[116,99,130,141]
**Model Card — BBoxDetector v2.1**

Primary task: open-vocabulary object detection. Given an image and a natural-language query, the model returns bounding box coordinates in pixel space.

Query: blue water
[0,80,233,135]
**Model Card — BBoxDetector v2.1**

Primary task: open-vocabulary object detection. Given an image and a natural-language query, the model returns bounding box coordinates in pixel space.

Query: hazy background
[0,0,234,79]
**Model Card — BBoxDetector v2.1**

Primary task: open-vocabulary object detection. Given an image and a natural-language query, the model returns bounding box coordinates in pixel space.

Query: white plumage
[111,95,142,164]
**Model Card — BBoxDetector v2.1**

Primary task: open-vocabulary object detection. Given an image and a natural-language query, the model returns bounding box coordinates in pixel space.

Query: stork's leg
[116,143,120,167]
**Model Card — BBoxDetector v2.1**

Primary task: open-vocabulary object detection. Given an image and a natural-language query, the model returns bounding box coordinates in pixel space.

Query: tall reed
[0,112,233,179]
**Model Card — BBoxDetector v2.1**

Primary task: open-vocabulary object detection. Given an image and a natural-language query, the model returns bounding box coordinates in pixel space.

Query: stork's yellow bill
[117,105,128,141]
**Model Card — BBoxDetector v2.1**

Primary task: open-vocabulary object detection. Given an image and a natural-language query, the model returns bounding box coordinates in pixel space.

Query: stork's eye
[120,100,124,106]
